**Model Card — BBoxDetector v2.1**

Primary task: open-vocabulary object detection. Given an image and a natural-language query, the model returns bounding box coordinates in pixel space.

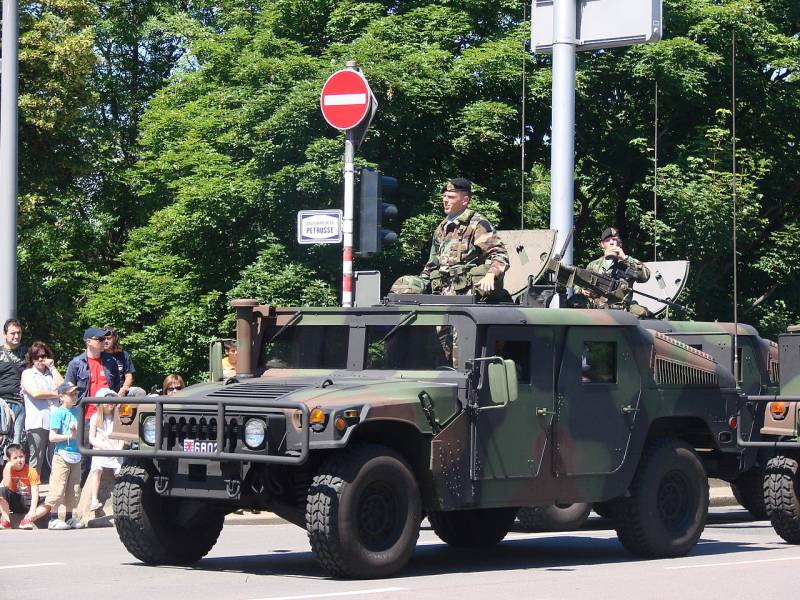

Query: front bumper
[77,396,310,466]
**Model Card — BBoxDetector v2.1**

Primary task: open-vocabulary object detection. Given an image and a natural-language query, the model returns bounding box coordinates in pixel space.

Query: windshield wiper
[381,311,418,342]
[270,311,303,342]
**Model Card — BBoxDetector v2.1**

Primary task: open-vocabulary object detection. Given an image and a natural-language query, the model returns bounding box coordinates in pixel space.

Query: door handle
[536,407,555,417]
[622,405,638,414]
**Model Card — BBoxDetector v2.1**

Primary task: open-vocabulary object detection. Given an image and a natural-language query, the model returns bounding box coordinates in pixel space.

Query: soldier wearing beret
[416,178,510,297]
[577,227,651,316]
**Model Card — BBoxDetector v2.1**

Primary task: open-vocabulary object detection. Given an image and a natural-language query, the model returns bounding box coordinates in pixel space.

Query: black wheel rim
[657,470,692,532]
[357,481,403,552]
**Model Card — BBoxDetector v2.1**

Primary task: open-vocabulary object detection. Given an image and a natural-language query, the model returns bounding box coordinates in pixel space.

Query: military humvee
[736,325,800,543]
[82,294,756,578]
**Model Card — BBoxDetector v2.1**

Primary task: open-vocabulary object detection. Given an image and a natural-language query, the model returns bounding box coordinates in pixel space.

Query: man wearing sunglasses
[394,178,509,298]
[576,227,651,316]
[64,328,122,483]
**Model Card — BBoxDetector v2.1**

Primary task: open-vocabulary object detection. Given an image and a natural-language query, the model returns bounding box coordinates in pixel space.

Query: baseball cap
[442,178,472,194]
[600,227,620,241]
[57,382,78,395]
[83,326,109,340]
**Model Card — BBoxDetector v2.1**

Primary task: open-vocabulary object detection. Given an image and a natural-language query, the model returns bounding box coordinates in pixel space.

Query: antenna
[653,81,658,262]
[520,0,527,230]
[731,29,740,383]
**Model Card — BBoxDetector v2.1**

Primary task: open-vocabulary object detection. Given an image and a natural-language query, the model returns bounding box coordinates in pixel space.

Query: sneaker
[89,500,103,512]
[0,519,10,529]
[66,518,85,530]
[47,519,70,530]
[19,517,34,530]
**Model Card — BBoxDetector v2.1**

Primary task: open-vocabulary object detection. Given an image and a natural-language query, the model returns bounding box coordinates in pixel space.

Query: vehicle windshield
[365,325,456,370]
[262,325,349,369]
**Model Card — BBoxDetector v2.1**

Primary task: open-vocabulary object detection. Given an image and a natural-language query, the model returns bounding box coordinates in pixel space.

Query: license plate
[182,440,218,453]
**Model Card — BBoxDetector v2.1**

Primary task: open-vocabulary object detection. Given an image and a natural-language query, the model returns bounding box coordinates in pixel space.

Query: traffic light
[358,167,398,256]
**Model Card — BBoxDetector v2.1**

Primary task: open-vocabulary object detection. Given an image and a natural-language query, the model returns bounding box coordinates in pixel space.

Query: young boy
[0,443,47,529]
[45,382,85,529]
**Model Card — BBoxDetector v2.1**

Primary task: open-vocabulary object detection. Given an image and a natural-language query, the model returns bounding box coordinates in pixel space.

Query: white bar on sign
[323,93,367,106]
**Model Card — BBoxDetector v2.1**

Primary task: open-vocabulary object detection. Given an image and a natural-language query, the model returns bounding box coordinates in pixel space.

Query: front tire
[764,455,800,544]
[428,507,517,547]
[615,438,708,557]
[306,444,421,579]
[113,460,224,565]
[517,503,591,531]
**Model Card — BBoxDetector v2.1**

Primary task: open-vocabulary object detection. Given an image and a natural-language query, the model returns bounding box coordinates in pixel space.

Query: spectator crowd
[0,319,188,530]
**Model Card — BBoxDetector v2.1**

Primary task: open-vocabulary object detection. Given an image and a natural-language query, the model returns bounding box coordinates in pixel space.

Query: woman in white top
[20,341,64,476]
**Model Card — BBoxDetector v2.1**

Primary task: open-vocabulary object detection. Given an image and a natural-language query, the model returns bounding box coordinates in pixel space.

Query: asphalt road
[1,507,796,600]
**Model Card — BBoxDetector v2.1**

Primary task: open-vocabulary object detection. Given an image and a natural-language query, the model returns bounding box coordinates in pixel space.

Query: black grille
[207,382,310,399]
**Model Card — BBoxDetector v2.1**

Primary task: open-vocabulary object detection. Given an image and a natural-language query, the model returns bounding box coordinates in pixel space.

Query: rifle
[545,257,686,312]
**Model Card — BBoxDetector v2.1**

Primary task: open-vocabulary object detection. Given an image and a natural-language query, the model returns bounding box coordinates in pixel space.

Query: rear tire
[429,507,517,547]
[306,444,421,579]
[517,503,591,531]
[731,464,768,519]
[113,460,224,565]
[764,455,800,544]
[615,438,707,557]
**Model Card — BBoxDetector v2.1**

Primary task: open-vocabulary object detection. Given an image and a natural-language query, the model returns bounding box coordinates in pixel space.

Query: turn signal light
[119,404,134,418]
[309,407,326,424]
[334,416,347,432]
[728,416,737,429]
[769,402,789,420]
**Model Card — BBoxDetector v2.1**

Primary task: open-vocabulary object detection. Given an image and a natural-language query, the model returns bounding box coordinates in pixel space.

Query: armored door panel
[556,327,640,475]
[474,326,555,480]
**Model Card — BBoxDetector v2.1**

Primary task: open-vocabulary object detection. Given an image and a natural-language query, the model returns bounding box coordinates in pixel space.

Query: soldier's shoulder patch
[470,213,495,233]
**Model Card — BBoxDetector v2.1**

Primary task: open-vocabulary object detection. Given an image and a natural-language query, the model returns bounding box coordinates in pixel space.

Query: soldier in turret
[392,178,509,298]
[577,227,651,316]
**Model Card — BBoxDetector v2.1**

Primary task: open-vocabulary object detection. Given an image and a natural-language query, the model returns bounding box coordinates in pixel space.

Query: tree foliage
[12,0,800,383]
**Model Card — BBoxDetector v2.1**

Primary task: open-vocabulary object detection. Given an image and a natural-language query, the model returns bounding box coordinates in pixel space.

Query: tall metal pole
[341,130,355,307]
[0,0,19,322]
[549,0,577,266]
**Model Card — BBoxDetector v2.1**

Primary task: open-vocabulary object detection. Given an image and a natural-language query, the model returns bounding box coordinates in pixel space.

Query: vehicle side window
[581,341,617,384]
[493,340,531,383]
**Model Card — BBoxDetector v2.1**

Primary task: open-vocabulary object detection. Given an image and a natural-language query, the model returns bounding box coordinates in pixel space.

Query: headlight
[244,418,266,449]
[142,416,157,445]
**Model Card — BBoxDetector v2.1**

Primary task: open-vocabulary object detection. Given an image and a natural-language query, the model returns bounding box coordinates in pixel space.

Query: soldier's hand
[580,288,596,298]
[477,272,496,292]
[607,246,627,260]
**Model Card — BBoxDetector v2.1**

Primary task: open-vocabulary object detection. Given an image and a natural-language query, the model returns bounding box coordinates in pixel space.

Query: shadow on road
[134,509,783,580]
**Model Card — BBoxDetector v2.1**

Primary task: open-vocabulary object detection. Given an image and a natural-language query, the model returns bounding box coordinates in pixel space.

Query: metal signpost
[532,0,663,267]
[319,63,376,307]
[0,0,19,322]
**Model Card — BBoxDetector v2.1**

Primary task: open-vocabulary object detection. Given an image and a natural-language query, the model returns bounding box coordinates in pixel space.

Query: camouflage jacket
[419,210,509,294]
[579,254,651,309]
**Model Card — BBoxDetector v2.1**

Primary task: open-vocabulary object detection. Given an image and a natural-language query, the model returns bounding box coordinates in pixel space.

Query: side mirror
[487,359,518,405]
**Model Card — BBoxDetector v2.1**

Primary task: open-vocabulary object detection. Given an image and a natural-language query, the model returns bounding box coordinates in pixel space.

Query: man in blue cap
[65,327,121,483]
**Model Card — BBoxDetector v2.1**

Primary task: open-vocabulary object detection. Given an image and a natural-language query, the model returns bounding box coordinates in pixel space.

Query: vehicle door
[555,326,640,475]
[473,326,555,479]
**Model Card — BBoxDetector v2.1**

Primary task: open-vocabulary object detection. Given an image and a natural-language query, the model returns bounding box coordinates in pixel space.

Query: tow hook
[225,478,242,498]
[154,475,171,494]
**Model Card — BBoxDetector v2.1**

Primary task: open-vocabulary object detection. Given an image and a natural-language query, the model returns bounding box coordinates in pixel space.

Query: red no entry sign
[320,69,372,131]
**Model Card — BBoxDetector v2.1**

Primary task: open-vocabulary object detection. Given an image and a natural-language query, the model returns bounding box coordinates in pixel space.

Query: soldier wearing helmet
[392,178,509,298]
[577,227,651,316]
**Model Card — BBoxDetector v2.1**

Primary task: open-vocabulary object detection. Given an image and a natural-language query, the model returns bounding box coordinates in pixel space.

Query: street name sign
[320,69,373,131]
[297,210,343,244]
[532,0,663,53]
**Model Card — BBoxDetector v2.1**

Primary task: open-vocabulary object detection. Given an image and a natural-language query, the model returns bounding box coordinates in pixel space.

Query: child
[87,389,122,511]
[222,341,237,379]
[44,382,85,529]
[0,443,48,529]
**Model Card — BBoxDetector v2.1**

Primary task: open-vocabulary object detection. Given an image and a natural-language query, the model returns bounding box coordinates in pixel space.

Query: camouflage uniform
[420,209,510,296]
[578,255,651,316]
